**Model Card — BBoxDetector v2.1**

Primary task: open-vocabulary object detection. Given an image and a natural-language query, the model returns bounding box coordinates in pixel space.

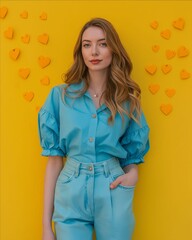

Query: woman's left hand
[110,164,138,189]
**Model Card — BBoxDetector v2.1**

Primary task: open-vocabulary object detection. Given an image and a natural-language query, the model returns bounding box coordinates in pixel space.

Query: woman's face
[81,26,112,73]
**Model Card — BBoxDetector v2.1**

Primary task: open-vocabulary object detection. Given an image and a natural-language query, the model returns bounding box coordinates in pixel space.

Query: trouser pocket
[109,166,136,190]
[56,167,76,185]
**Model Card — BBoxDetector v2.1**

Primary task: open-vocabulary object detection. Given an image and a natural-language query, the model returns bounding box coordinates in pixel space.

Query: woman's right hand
[43,227,56,240]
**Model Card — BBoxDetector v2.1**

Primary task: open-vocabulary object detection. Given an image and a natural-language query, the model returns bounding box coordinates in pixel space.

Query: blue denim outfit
[38,80,150,240]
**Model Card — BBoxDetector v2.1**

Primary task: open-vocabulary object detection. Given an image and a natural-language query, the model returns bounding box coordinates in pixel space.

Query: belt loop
[75,162,80,177]
[103,162,109,178]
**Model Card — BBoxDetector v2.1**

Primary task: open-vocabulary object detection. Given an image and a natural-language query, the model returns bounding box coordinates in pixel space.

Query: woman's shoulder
[47,81,85,104]
[51,83,68,92]
[46,83,67,99]
[51,81,83,93]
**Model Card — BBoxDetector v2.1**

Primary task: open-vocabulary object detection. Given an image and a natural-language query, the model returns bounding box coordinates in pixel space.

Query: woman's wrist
[123,164,138,173]
[122,164,139,186]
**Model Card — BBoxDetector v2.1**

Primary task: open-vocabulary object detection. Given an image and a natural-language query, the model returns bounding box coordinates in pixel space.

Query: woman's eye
[83,43,90,48]
[100,42,107,47]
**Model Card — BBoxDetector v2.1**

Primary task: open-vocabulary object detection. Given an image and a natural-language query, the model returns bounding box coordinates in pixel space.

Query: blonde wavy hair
[62,17,141,125]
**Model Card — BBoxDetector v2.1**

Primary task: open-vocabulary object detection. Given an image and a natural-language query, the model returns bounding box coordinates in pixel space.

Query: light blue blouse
[38,80,150,167]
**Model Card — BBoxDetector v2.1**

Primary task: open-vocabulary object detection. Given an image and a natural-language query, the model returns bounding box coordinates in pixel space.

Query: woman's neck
[88,70,108,92]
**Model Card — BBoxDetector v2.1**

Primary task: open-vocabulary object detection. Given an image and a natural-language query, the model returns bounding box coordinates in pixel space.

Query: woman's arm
[42,156,64,234]
[110,164,139,189]
[123,164,138,174]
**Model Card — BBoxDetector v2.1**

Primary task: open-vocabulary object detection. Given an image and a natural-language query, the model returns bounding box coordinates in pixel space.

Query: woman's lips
[90,60,102,64]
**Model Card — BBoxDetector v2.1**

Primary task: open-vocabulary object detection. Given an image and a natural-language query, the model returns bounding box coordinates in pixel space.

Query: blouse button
[89,137,94,142]
[88,166,93,171]
[92,114,97,118]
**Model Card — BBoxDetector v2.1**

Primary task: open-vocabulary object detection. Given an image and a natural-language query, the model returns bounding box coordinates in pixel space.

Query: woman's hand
[43,227,56,240]
[110,164,138,189]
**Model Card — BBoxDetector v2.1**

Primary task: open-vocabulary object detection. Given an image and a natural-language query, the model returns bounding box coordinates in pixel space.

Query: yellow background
[1,1,192,240]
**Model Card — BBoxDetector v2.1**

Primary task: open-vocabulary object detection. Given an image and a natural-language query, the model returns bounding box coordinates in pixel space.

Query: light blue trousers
[52,157,135,240]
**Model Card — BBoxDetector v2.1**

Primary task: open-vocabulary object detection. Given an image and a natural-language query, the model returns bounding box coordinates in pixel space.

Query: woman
[38,17,150,240]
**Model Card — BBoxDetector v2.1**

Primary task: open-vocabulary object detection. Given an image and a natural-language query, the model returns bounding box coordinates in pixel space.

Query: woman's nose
[91,45,99,56]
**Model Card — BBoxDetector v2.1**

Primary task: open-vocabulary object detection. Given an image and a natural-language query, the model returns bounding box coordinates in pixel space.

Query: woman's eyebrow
[82,38,106,42]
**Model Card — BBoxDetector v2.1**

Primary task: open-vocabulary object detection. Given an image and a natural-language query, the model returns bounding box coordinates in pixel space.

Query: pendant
[93,94,98,98]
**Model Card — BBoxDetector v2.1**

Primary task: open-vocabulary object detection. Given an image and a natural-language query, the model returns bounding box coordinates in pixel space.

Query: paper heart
[165,88,176,98]
[40,76,50,86]
[177,46,189,58]
[145,65,157,75]
[148,84,160,94]
[150,20,159,29]
[9,48,20,60]
[20,10,28,19]
[160,104,173,116]
[0,6,8,18]
[166,49,176,59]
[38,56,51,68]
[19,68,30,79]
[23,92,34,102]
[4,27,14,39]
[21,34,30,43]
[40,12,47,20]
[172,18,185,30]
[180,69,190,80]
[38,33,49,45]
[152,45,160,52]
[160,29,171,40]
[161,64,172,74]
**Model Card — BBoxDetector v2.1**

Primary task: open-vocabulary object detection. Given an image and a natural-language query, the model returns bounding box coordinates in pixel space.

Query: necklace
[91,90,104,98]
[88,87,104,98]
[93,93,99,98]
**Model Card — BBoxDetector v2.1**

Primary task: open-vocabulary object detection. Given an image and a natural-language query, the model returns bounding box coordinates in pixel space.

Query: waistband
[64,156,121,177]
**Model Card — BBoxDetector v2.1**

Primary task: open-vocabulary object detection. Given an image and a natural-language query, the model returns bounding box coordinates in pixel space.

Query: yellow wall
[1,1,192,240]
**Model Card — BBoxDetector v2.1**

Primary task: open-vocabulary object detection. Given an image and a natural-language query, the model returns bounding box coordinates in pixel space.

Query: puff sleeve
[119,112,150,167]
[38,87,65,157]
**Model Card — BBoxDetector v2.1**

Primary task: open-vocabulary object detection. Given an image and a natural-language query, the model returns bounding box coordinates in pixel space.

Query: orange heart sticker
[0,6,8,18]
[38,33,49,45]
[165,88,176,98]
[145,65,157,75]
[20,10,28,19]
[177,46,189,58]
[160,29,171,40]
[172,18,185,30]
[148,84,160,94]
[40,76,50,86]
[161,64,172,74]
[180,69,190,80]
[152,45,160,52]
[150,20,159,29]
[4,27,14,39]
[40,12,47,20]
[9,48,20,60]
[166,49,176,60]
[19,68,30,79]
[23,92,34,102]
[38,56,51,68]
[160,104,173,116]
[21,34,30,43]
